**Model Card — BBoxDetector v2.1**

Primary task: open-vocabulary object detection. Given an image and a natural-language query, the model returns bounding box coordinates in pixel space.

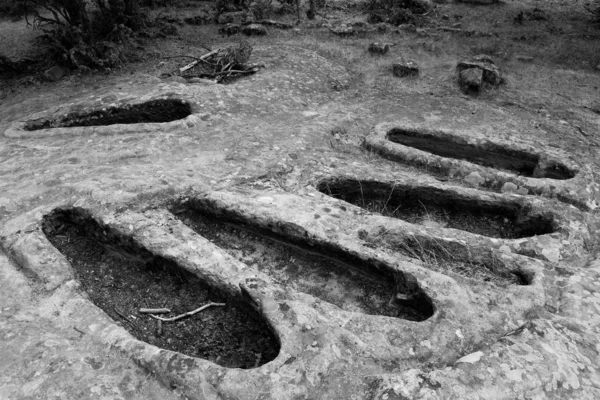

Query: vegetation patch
[317,178,556,239]
[42,208,280,369]
[24,99,192,130]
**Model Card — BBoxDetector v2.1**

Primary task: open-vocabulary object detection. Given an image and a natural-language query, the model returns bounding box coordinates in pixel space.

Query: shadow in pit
[25,99,192,131]
[317,179,556,239]
[42,208,279,369]
[385,128,576,180]
[170,201,434,322]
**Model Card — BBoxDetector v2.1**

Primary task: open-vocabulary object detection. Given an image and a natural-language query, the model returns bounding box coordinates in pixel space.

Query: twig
[73,327,85,335]
[139,308,171,314]
[149,302,226,322]
[179,49,219,72]
[113,307,139,330]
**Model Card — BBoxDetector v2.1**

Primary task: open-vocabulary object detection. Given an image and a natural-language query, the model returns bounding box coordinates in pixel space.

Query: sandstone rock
[219,23,241,35]
[458,67,483,94]
[329,25,355,37]
[398,23,417,33]
[217,11,254,25]
[472,54,496,64]
[393,59,419,77]
[368,42,390,55]
[242,24,268,36]
[465,171,485,186]
[457,58,502,86]
[43,65,67,82]
[500,181,519,193]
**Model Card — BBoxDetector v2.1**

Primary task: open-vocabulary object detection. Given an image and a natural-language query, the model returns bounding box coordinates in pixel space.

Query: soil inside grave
[387,128,576,180]
[171,207,432,322]
[25,99,192,131]
[42,210,279,369]
[317,179,555,239]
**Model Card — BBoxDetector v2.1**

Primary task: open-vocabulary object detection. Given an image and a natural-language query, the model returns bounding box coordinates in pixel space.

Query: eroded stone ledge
[364,122,599,211]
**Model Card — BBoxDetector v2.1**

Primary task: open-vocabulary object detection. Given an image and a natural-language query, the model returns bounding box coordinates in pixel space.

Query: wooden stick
[149,302,226,322]
[139,308,171,314]
[179,49,219,72]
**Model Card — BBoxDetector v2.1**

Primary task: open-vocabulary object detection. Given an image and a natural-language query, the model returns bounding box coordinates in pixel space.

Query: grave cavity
[171,201,434,322]
[25,99,192,131]
[317,178,556,239]
[42,208,279,369]
[386,128,575,180]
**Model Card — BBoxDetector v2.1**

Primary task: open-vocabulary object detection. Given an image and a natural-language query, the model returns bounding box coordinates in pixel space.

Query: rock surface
[0,40,599,400]
[242,23,268,36]
[368,42,390,55]
[393,59,420,77]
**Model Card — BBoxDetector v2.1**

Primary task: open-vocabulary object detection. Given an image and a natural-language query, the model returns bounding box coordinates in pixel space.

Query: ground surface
[1,0,600,399]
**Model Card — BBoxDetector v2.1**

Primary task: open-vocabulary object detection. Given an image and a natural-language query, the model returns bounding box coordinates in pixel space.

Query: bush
[26,0,145,70]
[0,0,35,20]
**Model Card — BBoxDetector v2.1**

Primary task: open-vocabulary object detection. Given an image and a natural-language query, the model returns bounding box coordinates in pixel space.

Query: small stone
[457,58,502,86]
[464,171,485,186]
[398,23,417,32]
[459,67,483,94]
[501,182,519,193]
[368,42,390,55]
[43,65,67,82]
[392,59,419,77]
[516,55,534,62]
[242,24,267,36]
[329,25,355,37]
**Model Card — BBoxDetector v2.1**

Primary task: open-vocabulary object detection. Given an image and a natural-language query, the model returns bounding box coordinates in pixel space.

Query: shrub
[25,0,145,70]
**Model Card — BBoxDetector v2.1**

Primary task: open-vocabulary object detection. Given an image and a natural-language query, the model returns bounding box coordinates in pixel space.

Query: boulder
[242,24,268,36]
[457,58,502,86]
[458,67,483,94]
[393,59,419,77]
[368,42,390,55]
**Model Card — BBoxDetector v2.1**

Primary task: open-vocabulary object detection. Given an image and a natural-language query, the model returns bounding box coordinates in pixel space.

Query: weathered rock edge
[3,95,203,138]
[311,172,592,264]
[0,189,547,400]
[364,122,599,211]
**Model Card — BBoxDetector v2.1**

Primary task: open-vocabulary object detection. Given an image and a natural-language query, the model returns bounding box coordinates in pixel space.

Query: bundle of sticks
[177,41,260,83]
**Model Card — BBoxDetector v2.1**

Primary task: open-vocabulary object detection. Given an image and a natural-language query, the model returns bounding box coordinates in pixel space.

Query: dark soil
[317,179,556,239]
[42,209,279,369]
[387,128,576,180]
[25,99,192,131]
[171,206,433,322]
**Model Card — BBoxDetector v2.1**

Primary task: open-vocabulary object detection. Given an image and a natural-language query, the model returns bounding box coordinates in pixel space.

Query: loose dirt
[42,209,280,369]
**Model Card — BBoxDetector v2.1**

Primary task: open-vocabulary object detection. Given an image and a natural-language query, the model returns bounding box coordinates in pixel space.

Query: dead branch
[114,307,139,330]
[149,302,226,322]
[179,49,219,72]
[139,307,171,314]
